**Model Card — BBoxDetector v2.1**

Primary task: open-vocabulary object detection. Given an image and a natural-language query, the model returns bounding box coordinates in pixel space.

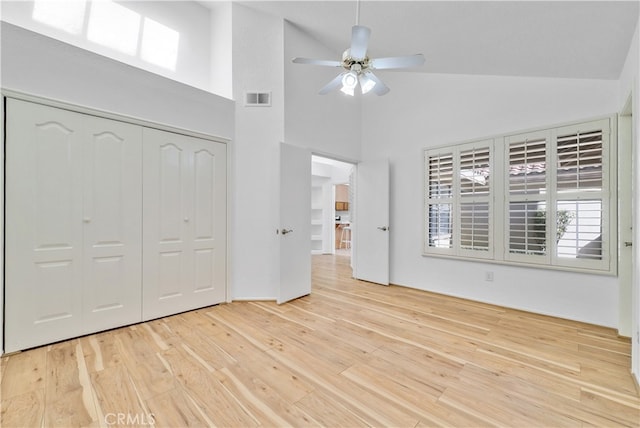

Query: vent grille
[245,92,271,107]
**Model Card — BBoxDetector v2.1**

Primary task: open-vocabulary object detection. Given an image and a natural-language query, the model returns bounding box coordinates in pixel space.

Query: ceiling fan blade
[366,72,390,96]
[292,57,343,67]
[319,73,346,95]
[371,54,425,70]
[350,25,371,60]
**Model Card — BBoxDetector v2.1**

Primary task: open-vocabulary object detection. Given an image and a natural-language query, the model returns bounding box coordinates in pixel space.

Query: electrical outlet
[484,271,494,282]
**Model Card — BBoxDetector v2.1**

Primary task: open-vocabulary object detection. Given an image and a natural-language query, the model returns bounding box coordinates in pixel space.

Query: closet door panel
[194,149,215,239]
[157,251,185,299]
[82,116,143,331]
[143,129,191,319]
[143,128,226,320]
[191,141,226,303]
[5,99,84,352]
[159,143,187,241]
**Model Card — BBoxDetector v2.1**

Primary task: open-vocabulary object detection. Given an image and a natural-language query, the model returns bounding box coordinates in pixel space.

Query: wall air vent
[245,92,271,107]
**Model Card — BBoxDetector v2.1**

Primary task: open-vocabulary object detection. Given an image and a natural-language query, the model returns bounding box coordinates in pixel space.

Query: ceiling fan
[291,1,425,96]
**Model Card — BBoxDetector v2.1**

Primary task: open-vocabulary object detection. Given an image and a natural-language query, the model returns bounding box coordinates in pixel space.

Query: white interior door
[279,143,311,304]
[143,128,227,320]
[354,159,390,285]
[619,105,633,337]
[82,115,142,332]
[619,97,639,380]
[5,99,85,352]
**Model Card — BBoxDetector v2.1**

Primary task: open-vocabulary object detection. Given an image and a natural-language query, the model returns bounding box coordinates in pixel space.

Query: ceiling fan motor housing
[342,49,370,73]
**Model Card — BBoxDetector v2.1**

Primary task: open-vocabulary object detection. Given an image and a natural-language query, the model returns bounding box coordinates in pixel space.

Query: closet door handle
[83,217,91,223]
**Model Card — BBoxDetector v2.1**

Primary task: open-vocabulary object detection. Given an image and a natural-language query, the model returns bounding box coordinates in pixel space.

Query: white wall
[229,4,284,300]
[209,1,233,99]
[618,16,640,381]
[0,23,234,137]
[312,160,352,185]
[2,0,215,94]
[362,72,621,327]
[228,8,362,300]
[0,23,235,354]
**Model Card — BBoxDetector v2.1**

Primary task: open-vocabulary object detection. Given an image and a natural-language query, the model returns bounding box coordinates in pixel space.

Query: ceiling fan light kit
[292,2,425,97]
[340,71,358,96]
[359,71,376,94]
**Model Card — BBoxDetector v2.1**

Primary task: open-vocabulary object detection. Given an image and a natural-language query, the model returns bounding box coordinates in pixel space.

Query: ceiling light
[340,85,355,96]
[341,71,358,96]
[359,72,376,94]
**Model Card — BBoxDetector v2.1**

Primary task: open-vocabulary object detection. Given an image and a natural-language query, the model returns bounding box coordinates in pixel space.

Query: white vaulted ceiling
[216,1,639,80]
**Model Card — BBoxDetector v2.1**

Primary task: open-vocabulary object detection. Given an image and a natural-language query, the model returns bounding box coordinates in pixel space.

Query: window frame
[423,116,617,275]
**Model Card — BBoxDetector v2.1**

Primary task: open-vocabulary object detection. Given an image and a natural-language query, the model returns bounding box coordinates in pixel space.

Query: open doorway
[311,155,355,262]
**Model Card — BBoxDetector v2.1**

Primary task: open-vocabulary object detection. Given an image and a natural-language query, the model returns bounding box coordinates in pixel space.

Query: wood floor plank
[114,327,176,401]
[215,365,320,427]
[0,389,45,427]
[43,341,96,427]
[90,365,148,427]
[469,347,582,401]
[1,346,47,400]
[292,390,370,428]
[144,388,211,427]
[160,346,260,427]
[365,344,465,397]
[266,343,421,427]
[206,304,286,352]
[171,325,238,371]
[313,287,493,339]
[1,253,638,427]
[229,349,314,404]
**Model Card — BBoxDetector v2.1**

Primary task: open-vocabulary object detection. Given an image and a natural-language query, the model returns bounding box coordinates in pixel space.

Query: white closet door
[82,116,142,332]
[5,99,84,352]
[142,128,226,320]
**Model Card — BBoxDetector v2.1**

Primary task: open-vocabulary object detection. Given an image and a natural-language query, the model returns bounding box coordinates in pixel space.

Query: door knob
[377,226,388,231]
[281,229,294,235]
[624,241,633,247]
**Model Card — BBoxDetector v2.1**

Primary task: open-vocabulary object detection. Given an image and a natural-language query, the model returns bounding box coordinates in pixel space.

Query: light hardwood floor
[1,255,639,427]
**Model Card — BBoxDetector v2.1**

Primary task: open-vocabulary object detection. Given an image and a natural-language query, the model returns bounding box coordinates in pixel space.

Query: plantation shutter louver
[553,120,609,270]
[458,146,492,257]
[426,153,454,251]
[506,132,550,264]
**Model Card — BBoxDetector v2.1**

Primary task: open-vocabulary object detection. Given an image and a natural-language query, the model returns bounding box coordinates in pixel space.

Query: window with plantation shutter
[424,142,493,259]
[459,146,491,256]
[423,116,615,274]
[506,132,550,264]
[553,121,609,270]
[426,152,454,250]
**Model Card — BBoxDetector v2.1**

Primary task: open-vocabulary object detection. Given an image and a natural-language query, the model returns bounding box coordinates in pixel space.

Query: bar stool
[340,224,351,249]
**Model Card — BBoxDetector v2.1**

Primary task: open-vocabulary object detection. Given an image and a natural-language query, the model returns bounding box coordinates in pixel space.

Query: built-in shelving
[311,183,324,254]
